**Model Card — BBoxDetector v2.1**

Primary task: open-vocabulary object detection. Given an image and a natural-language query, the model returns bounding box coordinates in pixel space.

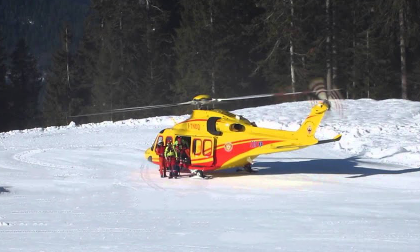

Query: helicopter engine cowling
[213,120,248,134]
[207,117,248,136]
[229,123,246,132]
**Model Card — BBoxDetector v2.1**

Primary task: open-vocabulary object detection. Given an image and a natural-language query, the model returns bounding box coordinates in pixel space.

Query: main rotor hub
[192,95,214,108]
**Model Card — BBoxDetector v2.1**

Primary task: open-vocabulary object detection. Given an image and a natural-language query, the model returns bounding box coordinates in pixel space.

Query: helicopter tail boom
[294,101,330,142]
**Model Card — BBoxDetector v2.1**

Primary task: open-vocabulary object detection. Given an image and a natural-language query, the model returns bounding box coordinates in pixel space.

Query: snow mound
[235,99,420,167]
[1,99,419,167]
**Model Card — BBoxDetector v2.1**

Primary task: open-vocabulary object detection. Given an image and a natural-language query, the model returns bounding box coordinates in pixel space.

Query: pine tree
[174,0,261,102]
[0,30,11,132]
[370,0,420,99]
[253,0,321,94]
[9,38,42,130]
[0,0,90,71]
[70,16,99,123]
[43,24,74,126]
[139,0,174,107]
[84,0,173,121]
[214,0,265,97]
[174,0,213,100]
[89,0,139,121]
[338,0,378,99]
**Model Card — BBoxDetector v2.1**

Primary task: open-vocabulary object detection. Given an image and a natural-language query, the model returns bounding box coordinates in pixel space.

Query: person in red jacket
[174,136,190,173]
[155,140,166,178]
[165,139,178,179]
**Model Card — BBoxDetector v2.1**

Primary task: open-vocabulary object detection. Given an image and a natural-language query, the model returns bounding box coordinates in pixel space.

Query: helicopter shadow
[209,157,420,179]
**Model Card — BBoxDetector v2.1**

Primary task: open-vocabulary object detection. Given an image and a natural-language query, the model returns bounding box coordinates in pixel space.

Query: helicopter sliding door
[190,137,215,168]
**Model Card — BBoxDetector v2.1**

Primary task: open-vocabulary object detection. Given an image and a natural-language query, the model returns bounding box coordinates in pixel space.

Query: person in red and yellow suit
[174,136,190,172]
[155,140,166,178]
[164,139,178,179]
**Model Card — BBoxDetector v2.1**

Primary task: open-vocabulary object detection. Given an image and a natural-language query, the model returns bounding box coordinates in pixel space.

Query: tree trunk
[332,0,337,95]
[64,26,71,123]
[120,10,124,72]
[366,29,370,98]
[399,2,407,99]
[65,26,70,89]
[351,8,356,99]
[210,0,215,95]
[289,0,296,94]
[326,0,332,98]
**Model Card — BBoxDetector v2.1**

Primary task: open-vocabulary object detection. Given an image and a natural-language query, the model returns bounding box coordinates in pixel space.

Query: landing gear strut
[243,163,258,173]
[244,163,253,173]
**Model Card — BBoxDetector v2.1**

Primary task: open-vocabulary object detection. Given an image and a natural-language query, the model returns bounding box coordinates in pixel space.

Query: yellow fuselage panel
[145,103,329,171]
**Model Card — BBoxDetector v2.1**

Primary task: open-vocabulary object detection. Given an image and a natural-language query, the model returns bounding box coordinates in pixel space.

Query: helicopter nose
[144,148,152,162]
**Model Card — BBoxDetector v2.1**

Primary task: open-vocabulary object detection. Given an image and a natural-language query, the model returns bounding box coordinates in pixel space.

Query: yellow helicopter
[137,92,341,178]
[71,90,341,178]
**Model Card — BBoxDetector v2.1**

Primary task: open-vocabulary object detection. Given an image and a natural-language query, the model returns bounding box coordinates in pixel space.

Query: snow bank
[236,99,420,167]
[1,99,419,167]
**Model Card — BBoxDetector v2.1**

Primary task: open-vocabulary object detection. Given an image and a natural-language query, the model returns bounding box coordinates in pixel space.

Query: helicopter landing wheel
[189,170,204,178]
[244,163,257,173]
[196,170,204,178]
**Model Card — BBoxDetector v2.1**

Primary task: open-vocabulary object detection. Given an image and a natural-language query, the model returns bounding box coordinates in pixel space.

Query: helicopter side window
[230,124,245,132]
[193,139,202,155]
[203,140,212,156]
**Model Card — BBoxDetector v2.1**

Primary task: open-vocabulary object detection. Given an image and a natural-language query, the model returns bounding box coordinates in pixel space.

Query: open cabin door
[190,137,215,167]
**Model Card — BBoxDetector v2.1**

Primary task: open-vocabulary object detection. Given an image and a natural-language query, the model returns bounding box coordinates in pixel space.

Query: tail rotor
[309,78,343,114]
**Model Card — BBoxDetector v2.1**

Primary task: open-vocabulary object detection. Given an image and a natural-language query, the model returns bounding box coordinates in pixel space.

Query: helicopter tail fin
[295,100,330,139]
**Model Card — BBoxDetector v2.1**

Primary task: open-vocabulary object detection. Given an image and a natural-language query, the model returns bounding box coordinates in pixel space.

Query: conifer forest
[0,0,420,132]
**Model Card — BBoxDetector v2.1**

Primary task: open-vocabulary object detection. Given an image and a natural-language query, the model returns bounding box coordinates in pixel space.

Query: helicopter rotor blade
[69,88,342,118]
[214,89,341,102]
[111,101,192,112]
[69,101,192,118]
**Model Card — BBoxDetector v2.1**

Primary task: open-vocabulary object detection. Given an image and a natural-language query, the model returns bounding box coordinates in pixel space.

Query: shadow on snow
[0,186,10,194]
[208,157,420,179]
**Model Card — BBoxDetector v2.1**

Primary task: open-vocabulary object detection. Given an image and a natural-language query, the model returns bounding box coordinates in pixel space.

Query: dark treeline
[0,0,89,69]
[0,0,420,132]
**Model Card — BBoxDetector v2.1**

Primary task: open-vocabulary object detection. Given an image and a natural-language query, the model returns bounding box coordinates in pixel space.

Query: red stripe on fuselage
[191,156,212,162]
[216,138,262,149]
[214,140,283,168]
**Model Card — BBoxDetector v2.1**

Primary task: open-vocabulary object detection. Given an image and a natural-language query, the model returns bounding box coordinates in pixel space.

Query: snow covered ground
[0,99,419,251]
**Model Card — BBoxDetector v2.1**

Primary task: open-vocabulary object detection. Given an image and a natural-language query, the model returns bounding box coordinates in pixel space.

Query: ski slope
[1,99,420,251]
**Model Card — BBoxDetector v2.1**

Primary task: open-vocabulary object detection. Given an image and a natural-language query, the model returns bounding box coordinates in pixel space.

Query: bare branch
[151,4,163,12]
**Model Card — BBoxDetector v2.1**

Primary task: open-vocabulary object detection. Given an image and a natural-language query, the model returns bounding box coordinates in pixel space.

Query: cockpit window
[151,135,163,151]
